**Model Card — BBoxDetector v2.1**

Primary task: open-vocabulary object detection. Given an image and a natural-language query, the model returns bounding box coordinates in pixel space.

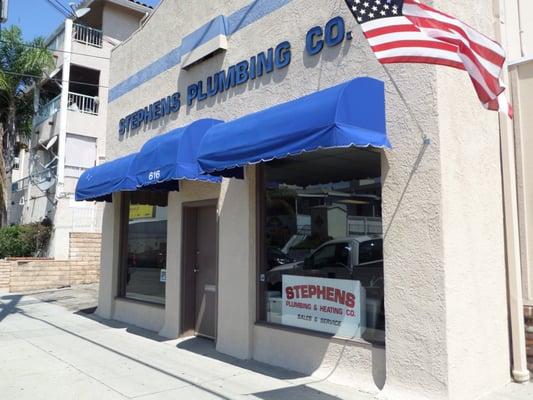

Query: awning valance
[75,119,223,202]
[75,154,137,202]
[133,118,223,188]
[197,77,390,178]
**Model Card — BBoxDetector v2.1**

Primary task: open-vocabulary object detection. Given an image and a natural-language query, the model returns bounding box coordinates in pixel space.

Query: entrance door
[193,206,217,338]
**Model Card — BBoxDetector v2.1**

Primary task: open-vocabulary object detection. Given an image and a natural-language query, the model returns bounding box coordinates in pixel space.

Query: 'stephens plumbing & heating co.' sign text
[282,275,365,338]
[118,16,351,135]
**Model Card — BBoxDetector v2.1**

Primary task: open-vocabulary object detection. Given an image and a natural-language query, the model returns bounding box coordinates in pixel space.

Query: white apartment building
[9,0,153,259]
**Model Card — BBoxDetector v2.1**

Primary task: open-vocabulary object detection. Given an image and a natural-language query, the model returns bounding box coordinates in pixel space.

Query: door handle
[193,267,200,273]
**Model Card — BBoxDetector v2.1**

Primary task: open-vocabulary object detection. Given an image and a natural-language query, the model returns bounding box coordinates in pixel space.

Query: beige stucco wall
[96,194,122,320]
[114,298,165,332]
[435,2,510,398]
[101,0,511,398]
[435,17,508,400]
[216,171,256,359]
[254,324,386,392]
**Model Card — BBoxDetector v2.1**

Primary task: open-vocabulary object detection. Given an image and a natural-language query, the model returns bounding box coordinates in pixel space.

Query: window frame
[117,191,168,306]
[118,192,130,299]
[256,165,267,322]
[255,155,385,344]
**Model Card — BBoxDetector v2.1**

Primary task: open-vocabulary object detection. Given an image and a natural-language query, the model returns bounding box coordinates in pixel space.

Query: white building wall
[103,0,511,398]
[19,2,150,259]
[102,2,144,42]
[518,0,533,55]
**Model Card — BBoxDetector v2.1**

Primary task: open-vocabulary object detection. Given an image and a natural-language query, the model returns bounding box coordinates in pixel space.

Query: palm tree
[0,26,54,225]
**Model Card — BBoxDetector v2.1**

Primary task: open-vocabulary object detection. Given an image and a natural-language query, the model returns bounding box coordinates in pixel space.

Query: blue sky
[6,0,160,41]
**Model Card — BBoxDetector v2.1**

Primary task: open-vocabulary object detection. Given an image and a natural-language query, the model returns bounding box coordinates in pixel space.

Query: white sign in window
[282,275,366,338]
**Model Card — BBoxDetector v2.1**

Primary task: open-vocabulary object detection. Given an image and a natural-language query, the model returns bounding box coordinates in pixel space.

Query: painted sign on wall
[282,275,365,338]
[118,16,352,136]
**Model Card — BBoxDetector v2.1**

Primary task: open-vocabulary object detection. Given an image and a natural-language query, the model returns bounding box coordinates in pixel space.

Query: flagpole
[497,0,529,383]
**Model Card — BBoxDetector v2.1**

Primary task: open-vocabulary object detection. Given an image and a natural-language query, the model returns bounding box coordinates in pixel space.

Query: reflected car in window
[266,246,295,270]
[266,235,383,292]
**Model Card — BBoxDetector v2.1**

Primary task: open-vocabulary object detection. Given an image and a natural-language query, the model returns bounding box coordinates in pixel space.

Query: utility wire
[44,0,71,18]
[0,39,111,61]
[1,70,110,89]
[50,0,75,17]
[45,0,73,18]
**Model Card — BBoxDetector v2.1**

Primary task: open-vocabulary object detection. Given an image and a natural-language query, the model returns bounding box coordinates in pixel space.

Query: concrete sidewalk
[0,287,531,400]
[0,288,374,400]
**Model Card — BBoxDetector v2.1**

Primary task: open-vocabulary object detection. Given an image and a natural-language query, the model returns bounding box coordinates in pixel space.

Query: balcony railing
[11,176,29,193]
[12,165,57,193]
[68,92,99,115]
[47,30,65,52]
[34,92,98,126]
[73,24,103,48]
[34,95,61,127]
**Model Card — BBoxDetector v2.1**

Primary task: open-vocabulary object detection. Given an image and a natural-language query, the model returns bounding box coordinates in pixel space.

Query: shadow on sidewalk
[16,308,346,400]
[74,308,171,343]
[0,294,22,322]
[177,337,349,399]
[252,384,344,400]
[3,294,358,400]
[17,309,235,400]
[177,336,305,380]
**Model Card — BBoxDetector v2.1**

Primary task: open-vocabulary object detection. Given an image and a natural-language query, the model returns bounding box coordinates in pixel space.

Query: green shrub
[0,223,52,258]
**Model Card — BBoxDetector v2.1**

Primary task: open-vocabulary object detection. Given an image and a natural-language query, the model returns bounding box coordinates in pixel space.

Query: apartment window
[258,148,384,343]
[120,192,168,305]
[65,134,96,177]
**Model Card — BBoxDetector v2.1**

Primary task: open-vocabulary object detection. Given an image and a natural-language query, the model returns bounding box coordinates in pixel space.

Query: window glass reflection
[123,192,167,304]
[262,149,384,342]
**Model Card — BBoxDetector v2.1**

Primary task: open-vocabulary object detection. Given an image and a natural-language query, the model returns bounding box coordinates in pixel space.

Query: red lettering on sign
[345,293,355,308]
[334,288,345,305]
[326,287,334,301]
[286,286,294,300]
[284,284,356,309]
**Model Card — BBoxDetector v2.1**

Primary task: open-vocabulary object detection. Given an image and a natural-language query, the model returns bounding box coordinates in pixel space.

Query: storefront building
[76,1,527,399]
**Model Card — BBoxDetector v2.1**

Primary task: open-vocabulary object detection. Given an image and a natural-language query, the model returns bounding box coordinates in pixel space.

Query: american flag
[344,0,512,118]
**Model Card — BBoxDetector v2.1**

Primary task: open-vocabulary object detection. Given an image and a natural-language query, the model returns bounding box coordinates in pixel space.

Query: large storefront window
[259,149,384,342]
[120,192,168,304]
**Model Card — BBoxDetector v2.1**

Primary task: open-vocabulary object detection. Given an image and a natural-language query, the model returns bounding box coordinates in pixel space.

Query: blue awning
[75,119,224,202]
[133,119,223,188]
[75,154,137,202]
[197,77,390,177]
